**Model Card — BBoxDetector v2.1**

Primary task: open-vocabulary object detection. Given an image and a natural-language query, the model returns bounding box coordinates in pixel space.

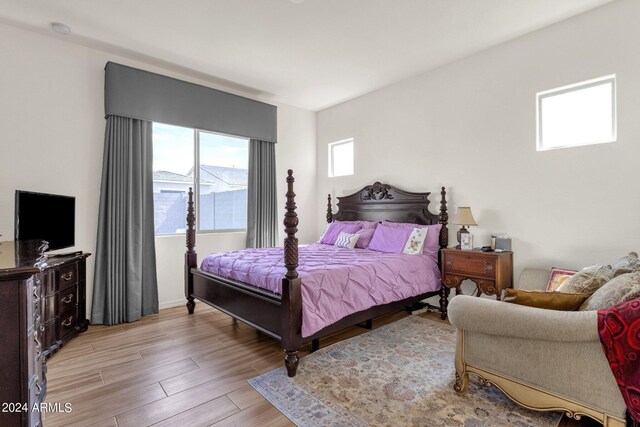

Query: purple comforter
[200,243,441,337]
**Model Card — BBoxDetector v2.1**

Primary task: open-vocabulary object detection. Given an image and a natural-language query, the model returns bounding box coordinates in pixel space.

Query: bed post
[282,170,302,377]
[326,194,333,223]
[185,187,197,314]
[438,186,449,319]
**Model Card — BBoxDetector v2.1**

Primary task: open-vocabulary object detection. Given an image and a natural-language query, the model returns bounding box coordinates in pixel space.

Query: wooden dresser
[0,240,47,427]
[0,240,90,426]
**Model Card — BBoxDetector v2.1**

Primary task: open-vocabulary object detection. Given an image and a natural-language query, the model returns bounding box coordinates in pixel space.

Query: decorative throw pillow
[319,223,362,245]
[611,252,640,277]
[556,264,613,295]
[579,272,640,311]
[368,223,413,253]
[503,289,589,311]
[402,228,428,255]
[355,228,376,249]
[334,232,360,249]
[336,220,379,229]
[382,221,442,261]
[546,267,577,291]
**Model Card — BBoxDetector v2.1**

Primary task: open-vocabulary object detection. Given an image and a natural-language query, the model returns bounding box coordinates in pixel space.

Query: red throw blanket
[598,297,640,425]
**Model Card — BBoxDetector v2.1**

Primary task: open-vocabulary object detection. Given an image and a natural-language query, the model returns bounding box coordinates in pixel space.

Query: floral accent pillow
[402,228,428,255]
[334,232,360,249]
[546,267,577,291]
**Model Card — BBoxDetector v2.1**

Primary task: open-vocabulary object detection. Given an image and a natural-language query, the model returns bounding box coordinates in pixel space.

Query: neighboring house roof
[153,170,192,182]
[153,170,214,184]
[189,165,248,187]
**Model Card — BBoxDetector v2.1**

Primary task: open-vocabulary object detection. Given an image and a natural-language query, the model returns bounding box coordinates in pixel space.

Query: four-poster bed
[184,170,449,377]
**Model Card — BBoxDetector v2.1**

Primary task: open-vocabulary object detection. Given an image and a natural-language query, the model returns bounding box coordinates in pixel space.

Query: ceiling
[0,0,615,111]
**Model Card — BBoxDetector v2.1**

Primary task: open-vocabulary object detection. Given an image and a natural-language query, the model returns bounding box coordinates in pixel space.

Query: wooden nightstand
[440,248,513,316]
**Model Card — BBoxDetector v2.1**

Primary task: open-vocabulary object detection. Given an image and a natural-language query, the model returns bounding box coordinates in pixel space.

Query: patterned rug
[249,316,562,427]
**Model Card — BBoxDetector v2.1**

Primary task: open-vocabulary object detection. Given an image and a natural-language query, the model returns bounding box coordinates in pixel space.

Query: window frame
[536,74,616,151]
[152,123,249,236]
[328,138,354,177]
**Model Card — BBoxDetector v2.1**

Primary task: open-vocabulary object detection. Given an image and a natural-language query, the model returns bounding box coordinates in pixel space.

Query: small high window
[536,75,616,151]
[328,138,354,177]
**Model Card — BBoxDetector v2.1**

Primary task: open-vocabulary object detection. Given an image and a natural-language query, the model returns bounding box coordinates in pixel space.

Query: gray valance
[104,62,277,143]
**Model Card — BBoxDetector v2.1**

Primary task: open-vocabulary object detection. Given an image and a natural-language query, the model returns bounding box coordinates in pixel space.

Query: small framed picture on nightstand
[460,233,474,251]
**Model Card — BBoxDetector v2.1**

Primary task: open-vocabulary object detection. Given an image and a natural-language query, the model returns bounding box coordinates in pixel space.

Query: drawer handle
[61,316,73,327]
[61,294,74,304]
[62,272,73,281]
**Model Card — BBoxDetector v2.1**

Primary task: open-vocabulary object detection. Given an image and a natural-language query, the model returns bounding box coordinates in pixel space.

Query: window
[328,138,354,177]
[536,75,616,151]
[152,123,249,235]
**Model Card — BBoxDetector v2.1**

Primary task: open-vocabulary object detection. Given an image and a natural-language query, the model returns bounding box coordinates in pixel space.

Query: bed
[184,170,449,377]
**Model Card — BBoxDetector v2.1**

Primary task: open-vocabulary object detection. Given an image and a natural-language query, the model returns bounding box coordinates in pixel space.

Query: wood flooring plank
[45,347,143,381]
[209,400,295,427]
[116,368,256,426]
[151,395,239,427]
[44,383,166,427]
[100,357,199,385]
[227,384,264,411]
[45,371,103,400]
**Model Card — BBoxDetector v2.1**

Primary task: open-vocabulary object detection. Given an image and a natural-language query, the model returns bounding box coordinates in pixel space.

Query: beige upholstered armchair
[448,268,627,427]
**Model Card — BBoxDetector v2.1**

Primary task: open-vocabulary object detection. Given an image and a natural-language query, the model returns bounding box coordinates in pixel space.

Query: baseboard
[159,299,186,309]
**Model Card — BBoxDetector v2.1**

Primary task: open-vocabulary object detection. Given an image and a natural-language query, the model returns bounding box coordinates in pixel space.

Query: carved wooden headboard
[326,182,448,248]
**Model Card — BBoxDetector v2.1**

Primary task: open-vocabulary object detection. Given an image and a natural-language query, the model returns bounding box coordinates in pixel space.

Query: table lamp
[452,207,477,249]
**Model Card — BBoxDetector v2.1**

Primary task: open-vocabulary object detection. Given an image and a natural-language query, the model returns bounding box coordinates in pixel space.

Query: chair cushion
[503,289,589,311]
[580,272,640,311]
[556,264,613,295]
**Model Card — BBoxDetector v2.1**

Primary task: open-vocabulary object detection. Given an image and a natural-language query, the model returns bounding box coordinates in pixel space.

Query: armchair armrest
[448,295,599,342]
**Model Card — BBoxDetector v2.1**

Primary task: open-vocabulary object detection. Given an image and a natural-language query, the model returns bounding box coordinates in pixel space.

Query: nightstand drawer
[444,252,496,279]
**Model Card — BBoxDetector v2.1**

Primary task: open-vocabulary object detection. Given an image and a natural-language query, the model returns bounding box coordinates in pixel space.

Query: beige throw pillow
[579,272,640,311]
[556,264,613,295]
[611,251,640,277]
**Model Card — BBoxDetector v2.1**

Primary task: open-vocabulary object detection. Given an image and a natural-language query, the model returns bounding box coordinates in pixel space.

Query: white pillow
[334,232,360,249]
[402,227,428,255]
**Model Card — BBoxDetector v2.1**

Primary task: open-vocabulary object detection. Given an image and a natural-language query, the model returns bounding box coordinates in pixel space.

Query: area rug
[249,316,562,427]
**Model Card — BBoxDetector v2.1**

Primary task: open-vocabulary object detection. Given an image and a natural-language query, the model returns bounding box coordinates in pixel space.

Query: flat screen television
[15,190,75,251]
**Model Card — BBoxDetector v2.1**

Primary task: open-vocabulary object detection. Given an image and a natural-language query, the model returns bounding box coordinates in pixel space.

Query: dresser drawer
[57,308,78,338]
[57,263,79,290]
[57,285,78,313]
[444,252,496,280]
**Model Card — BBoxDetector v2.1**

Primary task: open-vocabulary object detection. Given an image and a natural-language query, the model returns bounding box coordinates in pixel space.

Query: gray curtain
[91,115,159,325]
[246,139,278,248]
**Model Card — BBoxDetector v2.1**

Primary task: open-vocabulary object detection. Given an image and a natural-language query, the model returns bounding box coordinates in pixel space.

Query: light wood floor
[43,305,597,426]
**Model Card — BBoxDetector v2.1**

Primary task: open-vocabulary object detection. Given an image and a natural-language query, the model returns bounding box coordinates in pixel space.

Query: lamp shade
[452,207,477,226]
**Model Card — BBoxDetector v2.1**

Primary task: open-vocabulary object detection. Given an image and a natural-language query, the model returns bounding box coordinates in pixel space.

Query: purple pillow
[319,223,362,245]
[335,220,379,229]
[355,228,376,249]
[367,224,413,253]
[382,221,442,261]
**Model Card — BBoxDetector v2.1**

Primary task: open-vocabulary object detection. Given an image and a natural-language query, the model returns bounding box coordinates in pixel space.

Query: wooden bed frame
[184,169,449,377]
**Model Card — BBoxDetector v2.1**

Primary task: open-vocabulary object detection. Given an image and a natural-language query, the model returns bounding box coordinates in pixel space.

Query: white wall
[0,22,317,312]
[317,0,640,283]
